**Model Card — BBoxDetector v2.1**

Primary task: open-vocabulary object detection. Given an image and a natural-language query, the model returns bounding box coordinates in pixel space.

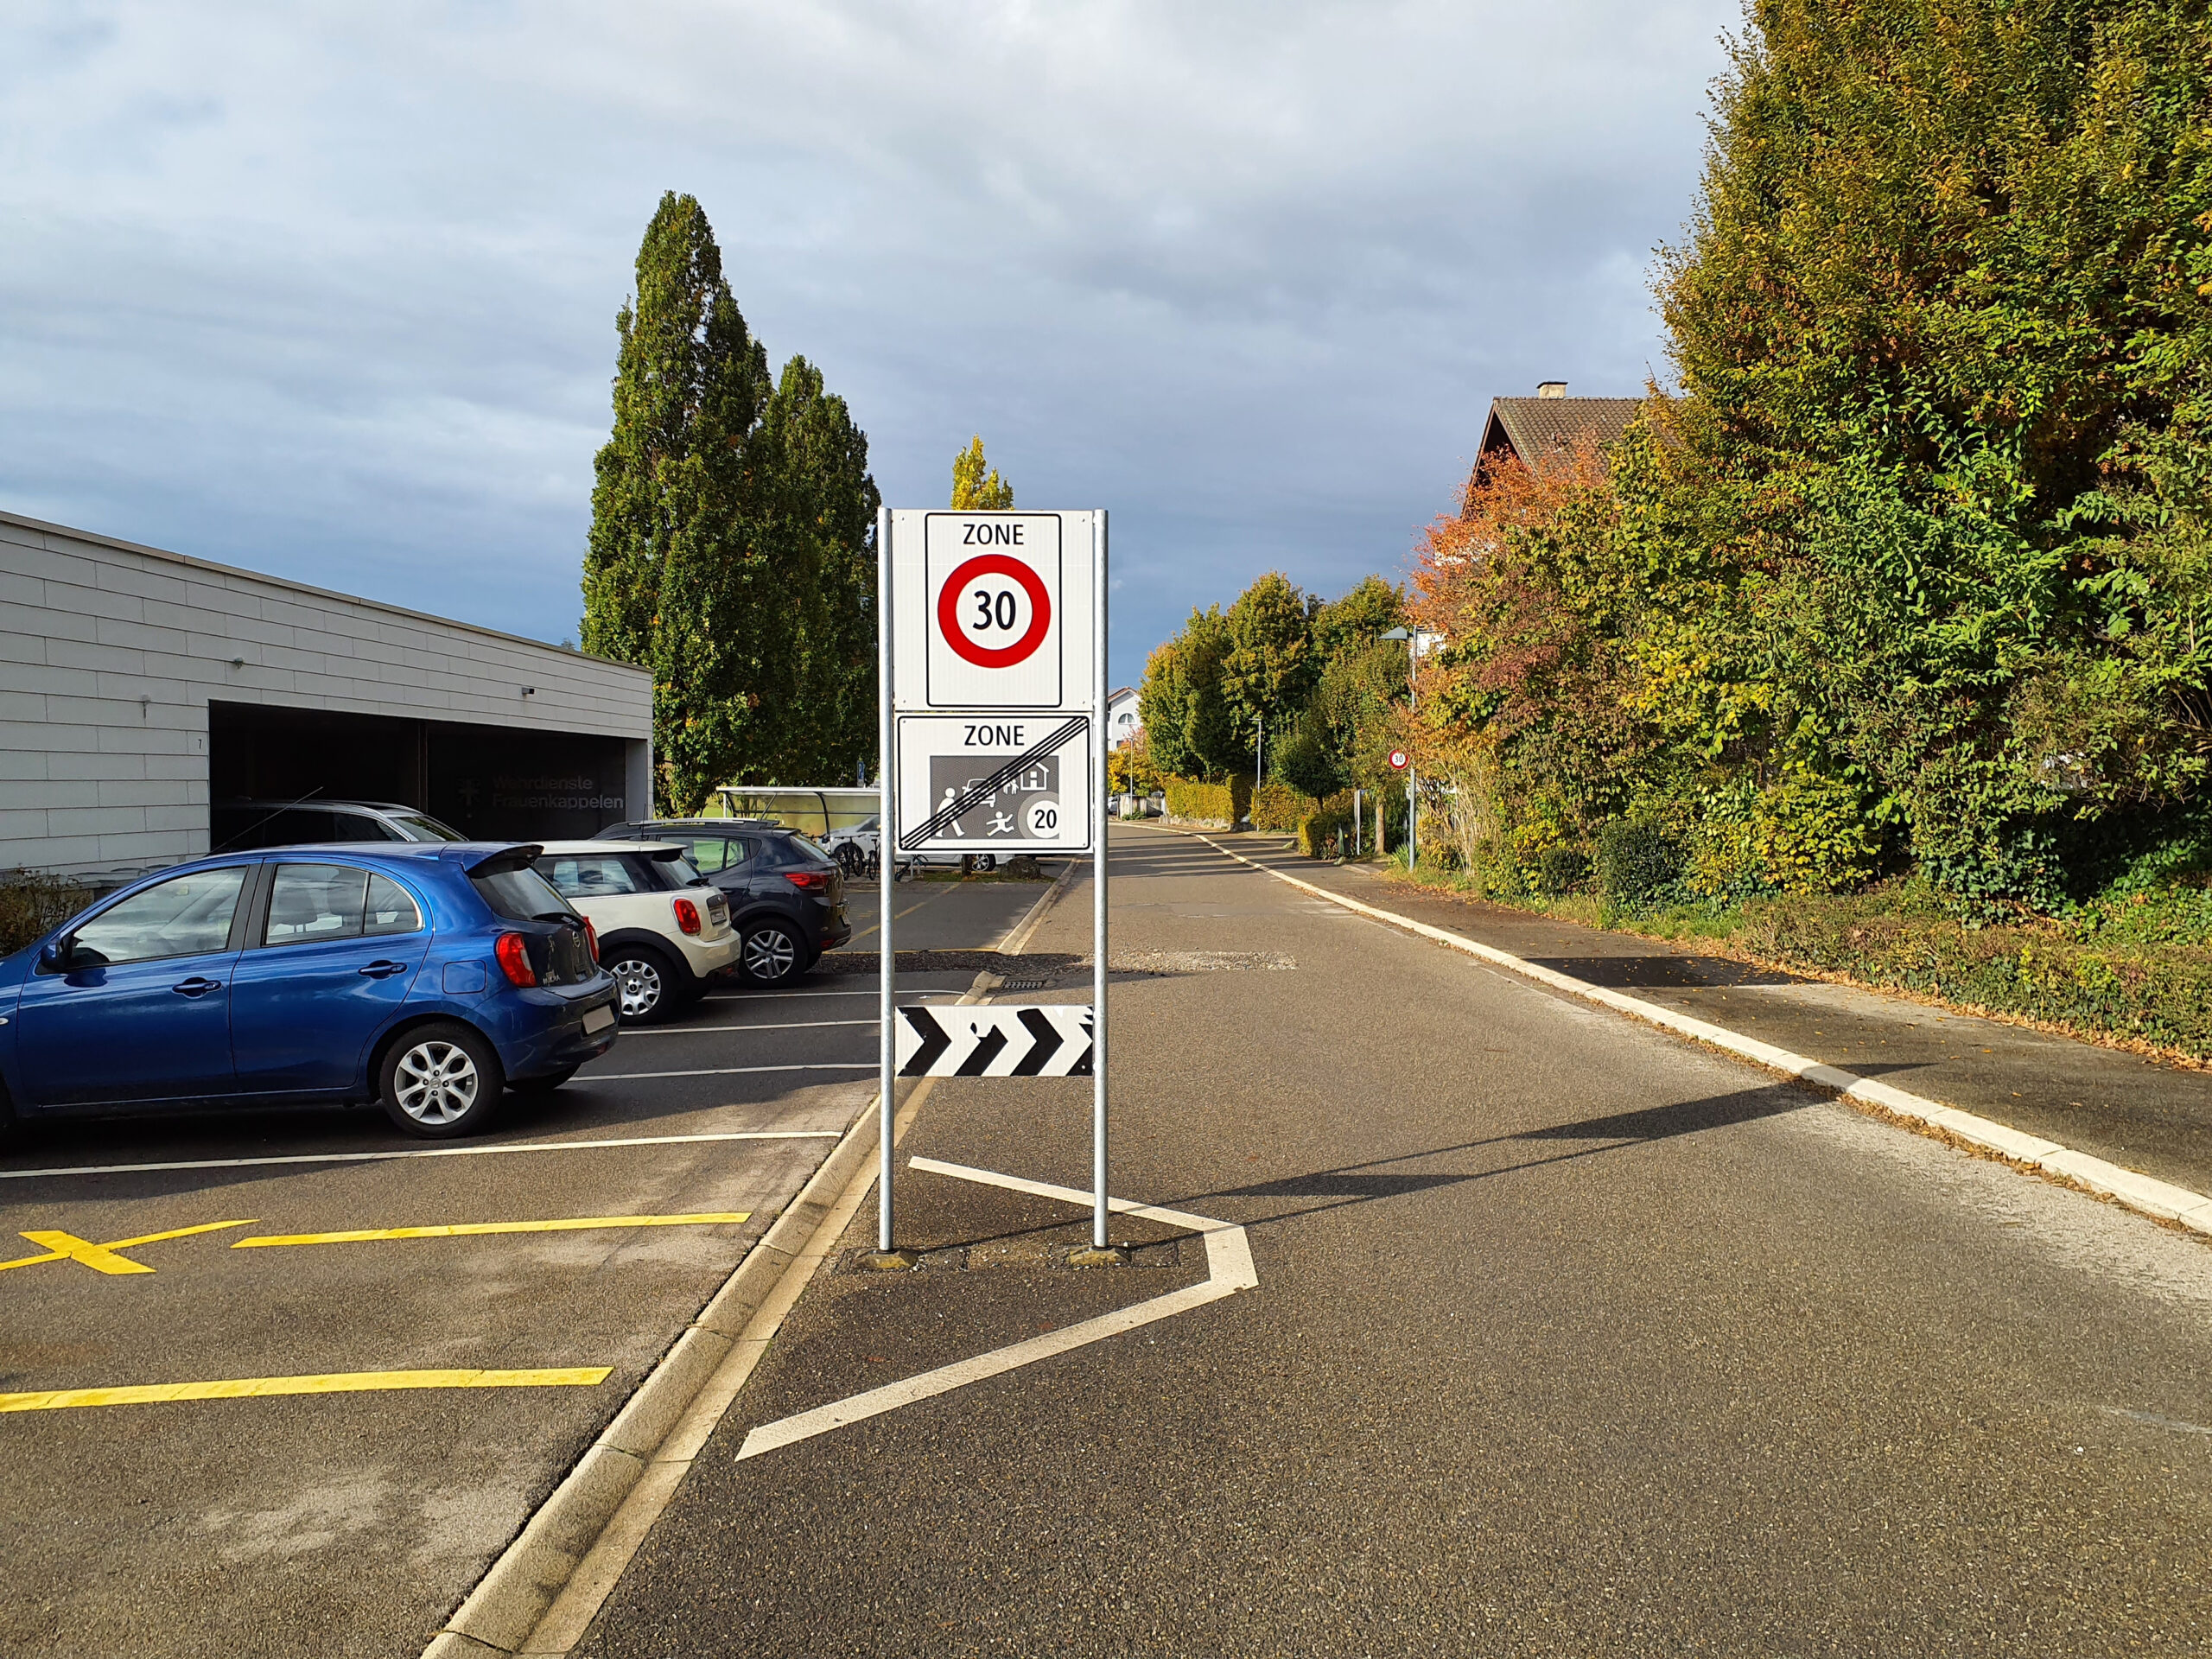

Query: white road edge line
[1165,825,2212,1239]
[989,858,1081,955]
[733,1157,1255,1462]
[0,1130,842,1183]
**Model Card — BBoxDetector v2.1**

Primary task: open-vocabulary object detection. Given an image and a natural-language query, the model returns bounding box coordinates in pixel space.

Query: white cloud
[0,0,1737,677]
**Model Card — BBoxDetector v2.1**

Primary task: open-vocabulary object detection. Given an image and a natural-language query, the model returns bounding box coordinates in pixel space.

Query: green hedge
[1597,819,1684,909]
[1296,790,1363,857]
[1251,782,1317,833]
[1732,898,2212,1059]
[0,869,93,957]
[1163,775,1252,826]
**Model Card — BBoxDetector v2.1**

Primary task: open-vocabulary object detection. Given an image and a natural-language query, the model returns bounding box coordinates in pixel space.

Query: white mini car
[533,841,739,1022]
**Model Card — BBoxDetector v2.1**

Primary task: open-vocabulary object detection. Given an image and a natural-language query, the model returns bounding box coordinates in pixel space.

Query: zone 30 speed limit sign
[918,512,1070,709]
[889,509,1099,853]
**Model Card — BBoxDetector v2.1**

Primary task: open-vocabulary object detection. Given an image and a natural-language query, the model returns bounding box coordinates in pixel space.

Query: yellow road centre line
[0,1367,612,1413]
[234,1211,752,1249]
[0,1219,257,1275]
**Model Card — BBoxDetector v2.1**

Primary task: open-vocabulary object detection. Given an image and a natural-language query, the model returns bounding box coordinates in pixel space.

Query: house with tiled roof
[1476,382,1642,480]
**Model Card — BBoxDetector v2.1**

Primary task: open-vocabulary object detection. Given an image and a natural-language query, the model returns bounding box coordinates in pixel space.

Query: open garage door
[209,702,640,843]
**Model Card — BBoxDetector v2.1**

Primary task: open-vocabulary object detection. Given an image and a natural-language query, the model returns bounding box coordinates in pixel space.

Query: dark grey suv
[594,820,851,986]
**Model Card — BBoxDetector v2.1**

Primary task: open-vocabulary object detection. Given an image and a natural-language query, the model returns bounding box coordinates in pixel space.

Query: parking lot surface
[0,874,1053,1659]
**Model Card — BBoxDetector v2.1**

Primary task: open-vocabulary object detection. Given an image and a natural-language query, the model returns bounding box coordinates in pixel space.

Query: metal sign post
[874,508,1109,1262]
[1387,748,1411,868]
[1090,512,1109,1251]
[876,505,896,1256]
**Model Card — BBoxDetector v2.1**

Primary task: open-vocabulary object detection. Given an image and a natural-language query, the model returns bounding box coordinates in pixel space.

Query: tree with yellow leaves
[950,436,1014,510]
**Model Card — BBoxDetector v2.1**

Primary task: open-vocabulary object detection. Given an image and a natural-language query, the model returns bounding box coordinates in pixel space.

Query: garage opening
[209,702,638,843]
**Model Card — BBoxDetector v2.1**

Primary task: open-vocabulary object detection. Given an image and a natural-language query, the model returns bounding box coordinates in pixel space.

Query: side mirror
[37,938,69,973]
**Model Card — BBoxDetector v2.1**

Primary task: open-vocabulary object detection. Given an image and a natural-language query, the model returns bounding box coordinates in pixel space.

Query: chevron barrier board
[895,1005,1094,1078]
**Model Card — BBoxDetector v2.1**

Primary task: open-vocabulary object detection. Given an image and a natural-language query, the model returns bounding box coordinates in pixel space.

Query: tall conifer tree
[750,356,881,785]
[583,193,880,808]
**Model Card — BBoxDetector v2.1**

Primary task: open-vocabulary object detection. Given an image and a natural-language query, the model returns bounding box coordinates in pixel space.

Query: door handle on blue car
[357,960,409,979]
[172,976,222,996]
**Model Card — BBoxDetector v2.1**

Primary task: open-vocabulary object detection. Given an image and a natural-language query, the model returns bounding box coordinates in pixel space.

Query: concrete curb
[420,1098,887,1658]
[422,868,1080,1658]
[1165,825,2212,1240]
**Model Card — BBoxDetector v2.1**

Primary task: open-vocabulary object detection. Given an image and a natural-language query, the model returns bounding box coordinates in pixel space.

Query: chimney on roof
[1537,381,1567,399]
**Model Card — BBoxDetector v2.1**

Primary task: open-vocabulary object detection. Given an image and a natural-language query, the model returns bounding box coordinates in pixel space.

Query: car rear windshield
[768,832,832,866]
[540,854,646,899]
[470,866,575,923]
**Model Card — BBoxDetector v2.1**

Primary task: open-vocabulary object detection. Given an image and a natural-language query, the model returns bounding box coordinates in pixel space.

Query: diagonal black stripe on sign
[1065,1011,1095,1077]
[1007,1007,1064,1076]
[954,1026,1009,1076]
[898,1007,950,1077]
[900,715,1088,850]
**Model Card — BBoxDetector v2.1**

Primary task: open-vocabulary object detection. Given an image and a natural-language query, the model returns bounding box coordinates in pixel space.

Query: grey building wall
[0,510,652,878]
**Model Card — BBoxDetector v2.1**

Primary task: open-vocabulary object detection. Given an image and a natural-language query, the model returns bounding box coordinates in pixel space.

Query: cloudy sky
[1,1,1738,688]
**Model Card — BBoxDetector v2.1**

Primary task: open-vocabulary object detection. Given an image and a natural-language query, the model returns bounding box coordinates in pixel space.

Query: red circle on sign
[938,553,1052,669]
[1388,749,1409,771]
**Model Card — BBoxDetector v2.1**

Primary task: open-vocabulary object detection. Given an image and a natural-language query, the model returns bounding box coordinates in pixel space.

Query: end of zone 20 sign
[892,511,1097,711]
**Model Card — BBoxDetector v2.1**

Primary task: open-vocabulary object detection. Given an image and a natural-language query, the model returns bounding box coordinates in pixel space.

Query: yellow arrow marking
[0,1219,257,1276]
[0,1367,613,1413]
[233,1211,752,1249]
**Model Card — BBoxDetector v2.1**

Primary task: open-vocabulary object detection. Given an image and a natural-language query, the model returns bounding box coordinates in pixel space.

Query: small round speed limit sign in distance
[938,553,1052,670]
[1388,749,1409,771]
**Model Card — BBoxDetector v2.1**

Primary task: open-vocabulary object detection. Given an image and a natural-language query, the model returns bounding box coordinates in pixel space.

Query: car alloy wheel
[741,922,801,984]
[610,953,665,1020]
[393,1039,480,1127]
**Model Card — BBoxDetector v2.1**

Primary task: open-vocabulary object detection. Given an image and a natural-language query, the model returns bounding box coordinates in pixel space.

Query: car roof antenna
[212,786,327,854]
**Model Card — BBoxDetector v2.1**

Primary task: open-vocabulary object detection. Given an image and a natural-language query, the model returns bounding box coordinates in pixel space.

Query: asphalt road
[839,868,1067,958]
[0,875,1052,1659]
[572,823,2212,1657]
[1229,836,2212,1199]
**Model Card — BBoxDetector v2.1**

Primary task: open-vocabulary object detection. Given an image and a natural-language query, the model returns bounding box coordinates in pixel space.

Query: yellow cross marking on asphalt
[0,1219,257,1276]
[233,1211,752,1249]
[0,1366,613,1413]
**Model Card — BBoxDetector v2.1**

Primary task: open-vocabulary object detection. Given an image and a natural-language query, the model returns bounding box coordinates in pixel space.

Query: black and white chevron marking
[895,1006,1094,1077]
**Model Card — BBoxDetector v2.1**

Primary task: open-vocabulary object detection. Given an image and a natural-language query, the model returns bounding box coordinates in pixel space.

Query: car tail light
[784,869,828,892]
[494,931,537,988]
[583,918,600,963]
[672,897,702,935]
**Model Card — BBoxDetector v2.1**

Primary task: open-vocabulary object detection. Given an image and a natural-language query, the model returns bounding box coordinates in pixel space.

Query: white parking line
[620,1020,878,1036]
[0,1129,842,1182]
[583,1063,876,1082]
[734,1157,1256,1461]
[702,989,964,1001]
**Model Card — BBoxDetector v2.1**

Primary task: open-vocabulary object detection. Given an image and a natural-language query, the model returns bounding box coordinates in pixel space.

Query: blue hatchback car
[0,842,620,1140]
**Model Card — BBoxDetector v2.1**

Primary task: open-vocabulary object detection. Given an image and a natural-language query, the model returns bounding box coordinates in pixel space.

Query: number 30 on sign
[915,513,1073,709]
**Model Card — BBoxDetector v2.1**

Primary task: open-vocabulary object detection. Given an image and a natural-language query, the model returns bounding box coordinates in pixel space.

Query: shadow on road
[1197,1081,1832,1229]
